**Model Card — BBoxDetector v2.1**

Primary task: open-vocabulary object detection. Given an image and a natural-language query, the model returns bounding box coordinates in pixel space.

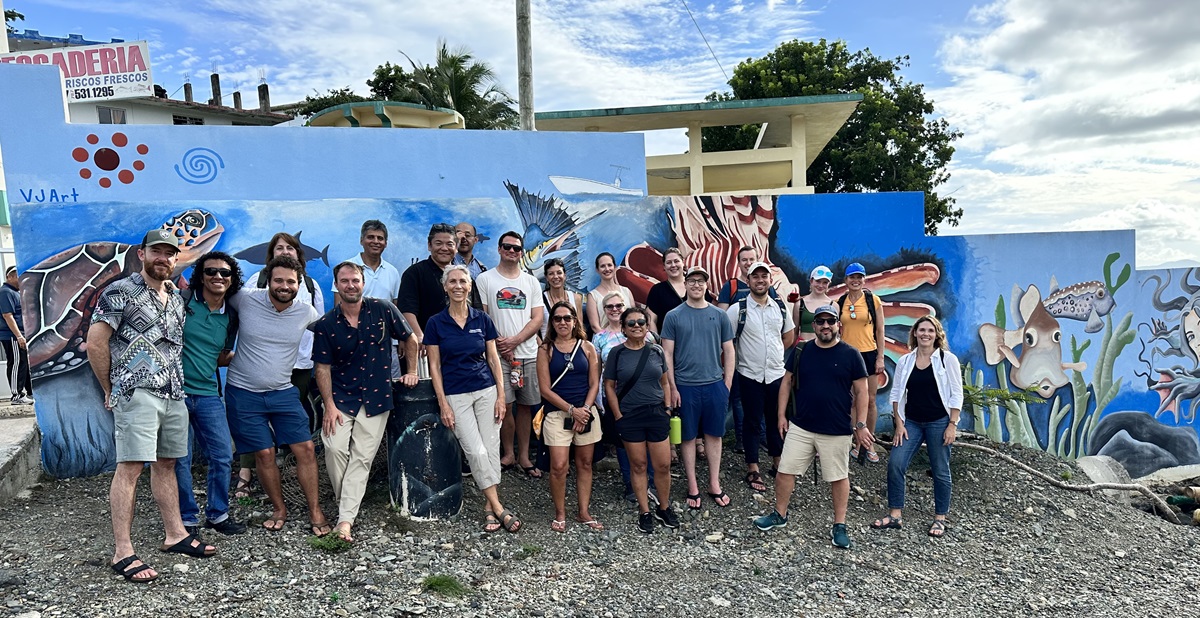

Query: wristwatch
[854,421,867,431]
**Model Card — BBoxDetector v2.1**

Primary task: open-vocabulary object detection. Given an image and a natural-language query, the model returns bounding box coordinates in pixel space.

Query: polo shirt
[0,283,22,340]
[181,291,236,397]
[452,253,488,279]
[726,296,794,383]
[398,257,450,331]
[422,307,499,396]
[311,298,412,417]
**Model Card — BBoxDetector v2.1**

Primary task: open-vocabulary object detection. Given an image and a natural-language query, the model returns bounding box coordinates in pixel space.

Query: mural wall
[1,63,1197,480]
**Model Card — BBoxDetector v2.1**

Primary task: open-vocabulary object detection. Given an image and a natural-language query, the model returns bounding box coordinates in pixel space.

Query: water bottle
[669,415,682,445]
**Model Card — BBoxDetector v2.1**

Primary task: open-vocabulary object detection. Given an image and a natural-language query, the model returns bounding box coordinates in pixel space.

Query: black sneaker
[205,517,248,535]
[654,507,680,529]
[183,524,200,537]
[637,511,655,534]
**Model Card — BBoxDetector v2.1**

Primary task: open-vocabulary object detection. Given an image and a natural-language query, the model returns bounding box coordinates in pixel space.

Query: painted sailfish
[979,284,1086,398]
[1042,277,1115,334]
[504,181,605,289]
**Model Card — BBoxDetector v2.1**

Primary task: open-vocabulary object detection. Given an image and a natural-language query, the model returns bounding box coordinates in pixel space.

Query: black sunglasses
[500,242,524,252]
[203,267,233,278]
[624,319,647,327]
[814,317,838,325]
[552,314,574,323]
[604,303,625,310]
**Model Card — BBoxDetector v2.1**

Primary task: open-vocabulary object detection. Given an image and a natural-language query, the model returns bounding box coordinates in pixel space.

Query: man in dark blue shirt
[754,304,872,550]
[0,267,33,404]
[312,261,418,543]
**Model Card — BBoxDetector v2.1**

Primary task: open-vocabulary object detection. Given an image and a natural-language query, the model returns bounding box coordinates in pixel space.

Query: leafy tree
[365,62,423,104]
[394,39,518,130]
[297,86,366,117]
[5,9,24,34]
[703,39,962,235]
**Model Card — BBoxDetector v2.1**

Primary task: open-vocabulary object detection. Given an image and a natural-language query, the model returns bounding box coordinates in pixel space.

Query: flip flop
[111,554,158,583]
[310,521,333,537]
[262,516,286,532]
[871,515,903,529]
[551,519,567,533]
[483,512,502,533]
[575,518,604,531]
[498,508,522,533]
[521,465,544,480]
[686,493,703,511]
[159,533,216,558]
[707,491,731,508]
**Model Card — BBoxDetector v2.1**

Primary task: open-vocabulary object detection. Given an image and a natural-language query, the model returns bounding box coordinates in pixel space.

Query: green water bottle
[669,413,682,445]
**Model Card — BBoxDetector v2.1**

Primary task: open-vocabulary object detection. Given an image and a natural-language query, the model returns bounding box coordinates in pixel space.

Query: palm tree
[399,40,519,130]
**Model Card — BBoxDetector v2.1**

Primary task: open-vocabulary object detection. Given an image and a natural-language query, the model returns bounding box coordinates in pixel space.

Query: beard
[270,287,297,305]
[816,329,836,344]
[339,290,362,304]
[146,261,174,283]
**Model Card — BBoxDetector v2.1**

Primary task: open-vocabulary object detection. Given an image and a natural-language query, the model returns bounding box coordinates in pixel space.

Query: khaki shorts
[503,357,541,406]
[113,389,189,463]
[541,407,602,448]
[777,424,852,482]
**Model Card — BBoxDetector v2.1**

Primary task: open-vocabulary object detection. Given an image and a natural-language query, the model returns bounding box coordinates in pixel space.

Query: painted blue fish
[233,231,330,267]
[1042,277,1115,333]
[504,181,604,289]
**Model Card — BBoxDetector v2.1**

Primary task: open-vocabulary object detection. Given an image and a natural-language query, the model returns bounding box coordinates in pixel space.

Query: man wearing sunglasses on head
[175,251,247,537]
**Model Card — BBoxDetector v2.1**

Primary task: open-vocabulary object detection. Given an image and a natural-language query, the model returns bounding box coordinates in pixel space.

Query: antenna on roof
[258,68,266,84]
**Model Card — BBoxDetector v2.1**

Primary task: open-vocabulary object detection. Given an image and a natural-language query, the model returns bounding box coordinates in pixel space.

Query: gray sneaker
[831,523,853,549]
[16,396,34,405]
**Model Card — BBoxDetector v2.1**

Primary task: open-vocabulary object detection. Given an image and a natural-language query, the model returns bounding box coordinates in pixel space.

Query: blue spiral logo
[174,147,225,184]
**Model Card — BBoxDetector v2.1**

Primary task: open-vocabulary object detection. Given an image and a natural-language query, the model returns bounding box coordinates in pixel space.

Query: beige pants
[322,406,389,525]
[447,387,502,491]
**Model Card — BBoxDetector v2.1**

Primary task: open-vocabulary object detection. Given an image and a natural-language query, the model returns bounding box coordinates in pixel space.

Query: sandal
[498,508,522,533]
[159,533,216,558]
[929,519,947,538]
[871,515,903,529]
[521,465,544,480]
[744,471,768,493]
[575,517,604,531]
[111,554,158,583]
[233,476,255,499]
[866,449,881,463]
[550,519,567,533]
[262,515,286,532]
[706,490,731,508]
[686,493,703,511]
[310,520,333,537]
[333,524,354,543]
[483,512,502,533]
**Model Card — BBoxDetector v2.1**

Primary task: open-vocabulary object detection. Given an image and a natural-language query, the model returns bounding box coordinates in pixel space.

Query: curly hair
[188,251,243,297]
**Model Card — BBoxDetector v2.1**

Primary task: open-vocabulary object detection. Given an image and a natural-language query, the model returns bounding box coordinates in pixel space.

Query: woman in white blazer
[872,315,963,538]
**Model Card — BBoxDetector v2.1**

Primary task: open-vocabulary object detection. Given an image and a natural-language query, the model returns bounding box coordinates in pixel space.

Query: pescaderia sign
[0,41,153,103]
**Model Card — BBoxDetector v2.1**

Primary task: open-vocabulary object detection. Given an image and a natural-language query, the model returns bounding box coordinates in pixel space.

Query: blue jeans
[176,394,234,525]
[887,416,953,516]
[618,445,655,491]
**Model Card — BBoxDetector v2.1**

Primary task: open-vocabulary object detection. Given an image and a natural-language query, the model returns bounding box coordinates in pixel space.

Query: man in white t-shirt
[474,230,545,477]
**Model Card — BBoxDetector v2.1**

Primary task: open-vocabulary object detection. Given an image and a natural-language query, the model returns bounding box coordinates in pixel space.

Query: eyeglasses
[500,243,524,252]
[685,279,707,286]
[604,303,625,311]
[624,319,647,327]
[203,267,232,278]
[552,314,574,323]
[455,231,475,238]
[814,317,838,325]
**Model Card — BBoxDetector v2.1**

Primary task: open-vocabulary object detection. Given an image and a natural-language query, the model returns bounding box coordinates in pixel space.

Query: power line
[680,0,728,82]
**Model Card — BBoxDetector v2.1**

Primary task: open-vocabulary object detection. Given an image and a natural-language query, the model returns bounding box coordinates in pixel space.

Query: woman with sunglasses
[796,265,834,343]
[838,262,886,463]
[605,307,679,533]
[585,252,634,335]
[537,302,603,532]
[425,264,522,533]
[873,315,962,538]
[541,258,585,340]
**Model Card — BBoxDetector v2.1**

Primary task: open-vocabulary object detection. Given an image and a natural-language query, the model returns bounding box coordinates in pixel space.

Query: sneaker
[15,395,34,405]
[183,523,201,537]
[205,517,248,535]
[637,511,655,534]
[831,523,853,549]
[654,507,680,529]
[646,489,660,508]
[754,511,788,531]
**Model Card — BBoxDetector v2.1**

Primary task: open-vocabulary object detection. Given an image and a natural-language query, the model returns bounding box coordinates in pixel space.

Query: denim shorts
[225,384,313,454]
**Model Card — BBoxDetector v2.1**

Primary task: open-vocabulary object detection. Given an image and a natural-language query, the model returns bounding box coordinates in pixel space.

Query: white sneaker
[16,396,34,405]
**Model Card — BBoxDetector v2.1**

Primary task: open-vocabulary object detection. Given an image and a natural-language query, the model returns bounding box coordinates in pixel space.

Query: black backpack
[836,289,877,326]
[783,339,807,421]
[733,295,788,340]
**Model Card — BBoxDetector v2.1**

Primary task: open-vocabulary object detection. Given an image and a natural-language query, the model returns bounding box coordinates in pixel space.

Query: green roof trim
[535,93,863,121]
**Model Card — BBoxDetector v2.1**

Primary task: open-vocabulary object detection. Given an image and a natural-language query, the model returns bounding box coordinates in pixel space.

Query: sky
[6,0,1199,268]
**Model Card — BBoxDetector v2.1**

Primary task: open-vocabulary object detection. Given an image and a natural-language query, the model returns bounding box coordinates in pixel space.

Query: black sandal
[159,533,216,558]
[111,554,158,583]
[744,471,768,493]
[871,515,903,529]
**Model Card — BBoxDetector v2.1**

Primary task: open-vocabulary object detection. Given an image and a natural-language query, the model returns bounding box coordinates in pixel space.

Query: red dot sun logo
[72,133,148,188]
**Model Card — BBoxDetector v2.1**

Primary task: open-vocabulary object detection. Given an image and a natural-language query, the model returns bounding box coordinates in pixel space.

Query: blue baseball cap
[810,265,833,281]
[845,262,866,277]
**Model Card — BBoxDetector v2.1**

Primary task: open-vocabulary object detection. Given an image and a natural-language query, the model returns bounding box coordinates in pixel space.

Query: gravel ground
[1,423,1198,618]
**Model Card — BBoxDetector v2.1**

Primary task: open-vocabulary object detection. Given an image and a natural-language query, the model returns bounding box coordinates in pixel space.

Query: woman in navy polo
[425,264,522,533]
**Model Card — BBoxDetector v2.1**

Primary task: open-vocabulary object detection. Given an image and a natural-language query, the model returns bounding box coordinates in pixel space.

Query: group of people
[88,219,964,584]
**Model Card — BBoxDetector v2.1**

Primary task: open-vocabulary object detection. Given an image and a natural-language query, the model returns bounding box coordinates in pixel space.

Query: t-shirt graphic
[496,287,528,310]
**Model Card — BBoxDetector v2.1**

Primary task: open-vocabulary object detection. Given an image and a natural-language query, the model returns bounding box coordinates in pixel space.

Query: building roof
[131,96,292,125]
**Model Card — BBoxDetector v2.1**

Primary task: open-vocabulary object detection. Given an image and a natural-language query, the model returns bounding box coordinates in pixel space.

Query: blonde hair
[602,291,626,309]
[907,315,948,351]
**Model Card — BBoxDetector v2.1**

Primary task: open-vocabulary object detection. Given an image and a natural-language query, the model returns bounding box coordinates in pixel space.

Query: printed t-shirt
[475,268,544,360]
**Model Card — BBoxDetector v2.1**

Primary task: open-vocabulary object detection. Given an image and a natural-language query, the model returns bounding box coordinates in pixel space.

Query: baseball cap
[813,304,839,318]
[810,265,833,281]
[684,266,709,280]
[748,261,771,275]
[142,229,181,252]
[845,262,866,277]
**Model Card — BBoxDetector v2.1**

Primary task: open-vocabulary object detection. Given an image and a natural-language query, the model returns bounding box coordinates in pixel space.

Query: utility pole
[516,0,534,130]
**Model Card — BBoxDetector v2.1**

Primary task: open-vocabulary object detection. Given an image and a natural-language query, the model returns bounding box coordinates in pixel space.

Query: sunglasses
[624,319,648,327]
[604,303,625,311]
[500,242,524,252]
[814,317,838,325]
[203,267,233,278]
[552,314,574,323]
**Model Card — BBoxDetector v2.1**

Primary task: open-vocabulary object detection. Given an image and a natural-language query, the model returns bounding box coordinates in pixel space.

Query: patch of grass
[423,574,469,597]
[236,496,260,508]
[329,592,340,603]
[383,508,415,533]
[308,533,354,553]
[1060,469,1073,481]
[515,544,542,560]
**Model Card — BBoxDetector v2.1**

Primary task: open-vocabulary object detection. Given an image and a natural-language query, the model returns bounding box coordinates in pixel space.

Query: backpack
[733,295,788,340]
[257,269,317,304]
[836,289,877,326]
[783,339,807,420]
[180,288,239,396]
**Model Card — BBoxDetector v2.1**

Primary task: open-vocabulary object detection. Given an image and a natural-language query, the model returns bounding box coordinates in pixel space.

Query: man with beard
[175,251,247,537]
[398,223,459,342]
[88,229,216,584]
[453,221,488,279]
[341,220,403,380]
[312,261,418,543]
[754,305,871,550]
[225,256,332,536]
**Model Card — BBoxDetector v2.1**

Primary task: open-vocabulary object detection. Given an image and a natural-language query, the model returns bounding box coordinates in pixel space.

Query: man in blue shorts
[662,266,735,511]
[226,255,332,536]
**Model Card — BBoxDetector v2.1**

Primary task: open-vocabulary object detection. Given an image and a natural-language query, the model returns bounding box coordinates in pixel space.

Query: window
[97,107,127,124]
[173,115,204,125]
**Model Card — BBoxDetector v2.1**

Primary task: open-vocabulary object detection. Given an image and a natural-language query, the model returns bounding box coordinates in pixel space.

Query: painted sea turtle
[20,209,224,380]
